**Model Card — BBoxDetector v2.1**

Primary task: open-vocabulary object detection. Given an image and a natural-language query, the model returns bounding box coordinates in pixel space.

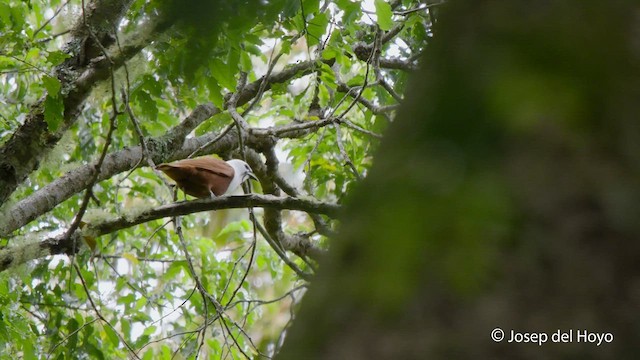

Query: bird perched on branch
[156,157,257,199]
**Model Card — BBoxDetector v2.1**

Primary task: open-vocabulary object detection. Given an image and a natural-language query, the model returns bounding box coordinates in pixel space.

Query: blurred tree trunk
[276,1,640,359]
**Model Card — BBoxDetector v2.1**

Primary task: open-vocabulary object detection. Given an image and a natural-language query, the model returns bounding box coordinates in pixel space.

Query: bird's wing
[179,158,234,178]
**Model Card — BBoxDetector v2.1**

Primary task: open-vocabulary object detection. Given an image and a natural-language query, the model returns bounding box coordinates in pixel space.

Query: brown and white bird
[156,157,257,198]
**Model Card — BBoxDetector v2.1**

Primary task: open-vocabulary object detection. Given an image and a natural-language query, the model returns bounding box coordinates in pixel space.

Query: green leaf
[141,74,163,97]
[121,318,131,338]
[302,0,320,14]
[245,43,263,57]
[335,0,360,25]
[161,344,172,358]
[210,59,236,90]
[21,338,36,359]
[271,82,288,95]
[117,293,136,305]
[217,220,250,238]
[207,76,224,108]
[306,12,328,47]
[43,76,61,97]
[133,89,158,120]
[280,39,292,55]
[346,74,365,87]
[44,95,64,132]
[320,62,336,84]
[322,47,337,60]
[164,261,186,280]
[85,342,105,360]
[240,51,252,72]
[142,349,155,360]
[318,84,330,107]
[279,107,295,118]
[25,47,40,61]
[228,47,241,73]
[103,325,120,347]
[283,0,300,17]
[46,51,70,66]
[0,3,11,27]
[135,296,147,311]
[66,318,79,350]
[9,5,25,29]
[143,325,157,336]
[374,0,393,31]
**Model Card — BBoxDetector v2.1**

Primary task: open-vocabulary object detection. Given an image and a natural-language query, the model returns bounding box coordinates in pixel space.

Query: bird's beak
[248,172,258,181]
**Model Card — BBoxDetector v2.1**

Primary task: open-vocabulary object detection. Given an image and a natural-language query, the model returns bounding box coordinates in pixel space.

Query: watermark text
[490,328,613,346]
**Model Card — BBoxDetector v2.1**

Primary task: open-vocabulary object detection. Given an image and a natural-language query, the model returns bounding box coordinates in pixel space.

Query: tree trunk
[276,1,640,358]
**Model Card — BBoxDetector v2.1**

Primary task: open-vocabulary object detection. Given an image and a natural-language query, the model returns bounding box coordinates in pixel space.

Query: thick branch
[226,60,328,106]
[352,25,420,71]
[378,58,419,71]
[0,195,339,273]
[0,232,82,273]
[92,195,339,235]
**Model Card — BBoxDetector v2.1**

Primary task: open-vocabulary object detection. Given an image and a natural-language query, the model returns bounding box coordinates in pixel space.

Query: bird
[156,157,257,199]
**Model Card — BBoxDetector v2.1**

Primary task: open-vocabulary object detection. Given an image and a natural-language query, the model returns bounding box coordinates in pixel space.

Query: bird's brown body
[156,157,236,198]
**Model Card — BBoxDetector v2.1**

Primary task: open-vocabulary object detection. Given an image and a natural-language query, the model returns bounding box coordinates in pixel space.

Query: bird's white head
[225,159,258,195]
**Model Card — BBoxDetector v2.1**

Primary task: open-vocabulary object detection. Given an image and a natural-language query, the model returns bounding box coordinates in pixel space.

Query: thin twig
[342,119,383,139]
[255,222,312,281]
[174,216,212,359]
[242,39,283,116]
[333,123,362,180]
[47,318,99,359]
[33,0,71,39]
[73,263,141,359]
[227,71,250,160]
[36,29,72,44]
[188,119,232,159]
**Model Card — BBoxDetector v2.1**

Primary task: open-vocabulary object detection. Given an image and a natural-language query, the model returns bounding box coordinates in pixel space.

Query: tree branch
[0,195,339,273]
[91,194,339,235]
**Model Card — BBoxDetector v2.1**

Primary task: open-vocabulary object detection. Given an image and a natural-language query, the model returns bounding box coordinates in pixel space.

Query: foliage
[0,0,432,358]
